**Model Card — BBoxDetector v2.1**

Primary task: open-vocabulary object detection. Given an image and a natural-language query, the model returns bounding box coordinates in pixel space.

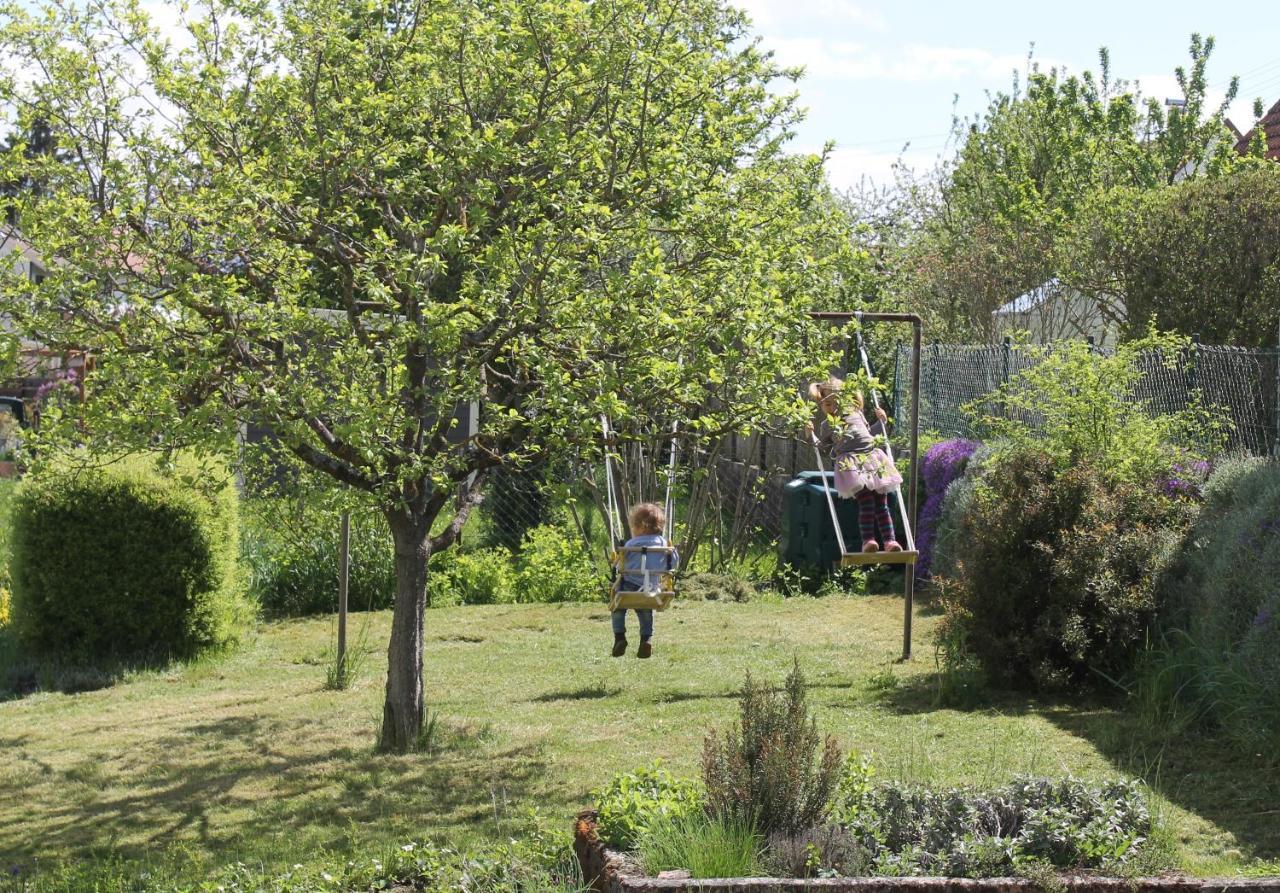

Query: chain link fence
[893,340,1280,458]
[466,338,1280,564]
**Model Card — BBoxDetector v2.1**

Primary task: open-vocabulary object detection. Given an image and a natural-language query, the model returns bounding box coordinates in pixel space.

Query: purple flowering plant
[916,438,979,580]
[1157,459,1211,501]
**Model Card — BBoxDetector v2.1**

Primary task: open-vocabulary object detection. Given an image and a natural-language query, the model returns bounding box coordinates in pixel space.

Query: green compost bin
[779,471,908,574]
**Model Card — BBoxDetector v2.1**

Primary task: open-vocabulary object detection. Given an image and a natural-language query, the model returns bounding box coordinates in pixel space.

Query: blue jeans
[611,608,654,640]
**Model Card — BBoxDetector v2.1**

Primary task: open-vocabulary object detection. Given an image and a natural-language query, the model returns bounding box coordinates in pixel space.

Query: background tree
[869,38,1239,340]
[1063,162,1280,347]
[0,0,861,750]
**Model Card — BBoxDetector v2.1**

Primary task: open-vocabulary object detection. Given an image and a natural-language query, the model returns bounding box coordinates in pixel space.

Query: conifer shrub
[8,454,251,661]
[702,662,842,835]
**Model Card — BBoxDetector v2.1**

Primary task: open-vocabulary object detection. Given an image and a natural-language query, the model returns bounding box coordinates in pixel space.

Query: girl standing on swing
[805,376,904,553]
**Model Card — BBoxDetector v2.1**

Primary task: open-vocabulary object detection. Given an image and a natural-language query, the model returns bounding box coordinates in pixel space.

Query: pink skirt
[833,448,902,498]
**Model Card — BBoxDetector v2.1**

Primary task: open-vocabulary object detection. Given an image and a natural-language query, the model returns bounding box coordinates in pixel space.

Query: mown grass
[0,592,1276,879]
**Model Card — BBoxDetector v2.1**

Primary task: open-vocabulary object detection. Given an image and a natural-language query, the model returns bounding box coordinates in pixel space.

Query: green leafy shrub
[937,447,1192,691]
[243,501,395,616]
[637,812,763,879]
[1142,457,1280,747]
[428,546,516,606]
[514,524,600,603]
[837,776,1158,877]
[593,762,704,849]
[8,454,251,661]
[968,333,1218,484]
[702,662,842,834]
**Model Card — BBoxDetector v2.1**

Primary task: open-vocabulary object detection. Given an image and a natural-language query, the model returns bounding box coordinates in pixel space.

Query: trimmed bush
[937,447,1192,691]
[702,662,842,835]
[916,439,979,580]
[243,502,395,616]
[9,454,251,661]
[1145,457,1280,746]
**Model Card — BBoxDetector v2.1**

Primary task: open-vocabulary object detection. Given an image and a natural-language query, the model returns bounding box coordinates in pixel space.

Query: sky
[738,0,1280,191]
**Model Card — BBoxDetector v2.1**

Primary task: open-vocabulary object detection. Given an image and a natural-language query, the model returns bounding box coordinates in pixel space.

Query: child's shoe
[884,541,903,552]
[637,640,652,659]
[611,636,627,658]
[862,539,879,553]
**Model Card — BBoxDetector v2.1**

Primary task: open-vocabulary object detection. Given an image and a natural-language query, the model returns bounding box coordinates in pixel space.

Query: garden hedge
[9,453,251,661]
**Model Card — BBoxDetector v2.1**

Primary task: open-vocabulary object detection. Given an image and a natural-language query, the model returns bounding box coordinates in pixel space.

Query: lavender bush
[916,439,979,580]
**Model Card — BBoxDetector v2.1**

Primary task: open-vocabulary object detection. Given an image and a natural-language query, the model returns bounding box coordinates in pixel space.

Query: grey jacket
[815,410,888,457]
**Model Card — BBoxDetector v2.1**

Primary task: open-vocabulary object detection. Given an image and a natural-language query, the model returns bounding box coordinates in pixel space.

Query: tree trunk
[379,510,432,752]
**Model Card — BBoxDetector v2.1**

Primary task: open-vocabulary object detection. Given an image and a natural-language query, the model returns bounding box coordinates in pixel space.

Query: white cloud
[735,0,888,32]
[796,144,948,192]
[765,39,1034,83]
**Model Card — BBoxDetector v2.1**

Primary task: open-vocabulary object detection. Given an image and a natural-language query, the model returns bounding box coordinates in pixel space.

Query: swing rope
[854,314,916,552]
[811,432,849,556]
[600,414,625,548]
[810,315,917,561]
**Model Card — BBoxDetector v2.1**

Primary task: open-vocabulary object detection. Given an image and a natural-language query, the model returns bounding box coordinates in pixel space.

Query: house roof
[1234,97,1280,161]
[993,278,1061,316]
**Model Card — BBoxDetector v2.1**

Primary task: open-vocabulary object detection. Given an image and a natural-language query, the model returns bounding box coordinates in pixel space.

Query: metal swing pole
[811,311,923,661]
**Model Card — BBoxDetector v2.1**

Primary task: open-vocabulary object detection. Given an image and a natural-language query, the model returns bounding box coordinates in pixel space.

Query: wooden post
[337,511,350,678]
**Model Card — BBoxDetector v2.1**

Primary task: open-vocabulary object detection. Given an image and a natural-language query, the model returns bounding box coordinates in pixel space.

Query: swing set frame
[810,310,923,661]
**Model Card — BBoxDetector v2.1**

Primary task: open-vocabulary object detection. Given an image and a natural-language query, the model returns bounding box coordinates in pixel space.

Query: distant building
[992,278,1123,349]
[1233,97,1280,160]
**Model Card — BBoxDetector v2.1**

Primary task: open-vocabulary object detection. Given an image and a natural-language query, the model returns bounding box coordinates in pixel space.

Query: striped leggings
[856,490,896,544]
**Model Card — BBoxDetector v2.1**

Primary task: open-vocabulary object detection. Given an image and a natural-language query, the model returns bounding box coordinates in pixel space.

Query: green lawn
[1,594,1277,877]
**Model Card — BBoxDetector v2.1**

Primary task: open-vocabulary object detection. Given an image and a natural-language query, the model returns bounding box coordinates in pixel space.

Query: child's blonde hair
[628,502,666,536]
[807,376,864,410]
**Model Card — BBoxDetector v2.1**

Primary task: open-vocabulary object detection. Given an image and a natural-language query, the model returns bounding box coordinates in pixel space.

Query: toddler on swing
[611,502,679,659]
[805,376,904,553]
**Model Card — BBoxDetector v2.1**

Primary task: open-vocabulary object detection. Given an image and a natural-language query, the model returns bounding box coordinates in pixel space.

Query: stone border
[573,811,1280,893]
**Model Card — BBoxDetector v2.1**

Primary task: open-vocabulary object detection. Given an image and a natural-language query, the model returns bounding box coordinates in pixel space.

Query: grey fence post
[1189,333,1201,391]
[1274,320,1280,459]
[1001,336,1012,384]
[893,341,903,430]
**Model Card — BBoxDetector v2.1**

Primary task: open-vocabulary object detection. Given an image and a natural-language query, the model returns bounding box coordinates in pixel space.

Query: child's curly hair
[807,376,864,409]
[628,502,666,536]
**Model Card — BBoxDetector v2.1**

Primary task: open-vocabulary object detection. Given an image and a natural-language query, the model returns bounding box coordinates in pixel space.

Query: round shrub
[1150,456,1280,745]
[9,454,251,660]
[939,446,1193,691]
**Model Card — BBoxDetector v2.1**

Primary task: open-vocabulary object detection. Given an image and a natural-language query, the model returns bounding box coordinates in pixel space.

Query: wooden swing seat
[608,545,679,612]
[839,549,919,567]
[609,588,677,612]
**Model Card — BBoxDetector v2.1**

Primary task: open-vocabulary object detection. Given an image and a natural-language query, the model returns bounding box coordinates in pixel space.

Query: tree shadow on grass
[871,668,1280,861]
[0,711,548,865]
